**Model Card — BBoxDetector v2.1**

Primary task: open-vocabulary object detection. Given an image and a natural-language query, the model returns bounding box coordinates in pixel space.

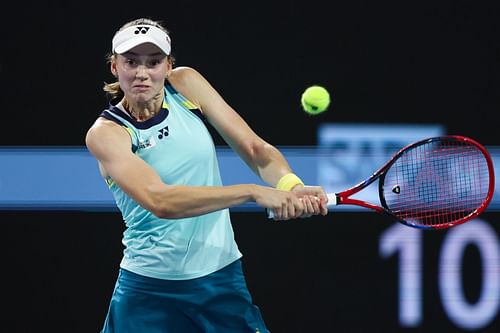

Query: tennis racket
[270,135,495,230]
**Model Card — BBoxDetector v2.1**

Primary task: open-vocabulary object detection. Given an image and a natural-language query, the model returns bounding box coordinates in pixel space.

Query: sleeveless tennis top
[99,84,242,280]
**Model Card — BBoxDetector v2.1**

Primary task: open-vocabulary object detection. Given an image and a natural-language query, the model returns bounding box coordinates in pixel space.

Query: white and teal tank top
[100,84,242,280]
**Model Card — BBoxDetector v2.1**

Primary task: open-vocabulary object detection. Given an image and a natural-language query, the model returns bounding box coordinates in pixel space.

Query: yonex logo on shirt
[158,126,169,139]
[134,26,150,34]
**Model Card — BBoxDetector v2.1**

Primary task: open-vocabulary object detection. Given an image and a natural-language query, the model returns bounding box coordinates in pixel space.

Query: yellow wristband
[276,173,304,191]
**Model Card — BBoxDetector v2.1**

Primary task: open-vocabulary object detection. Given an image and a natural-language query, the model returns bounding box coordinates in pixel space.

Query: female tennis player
[85,17,328,332]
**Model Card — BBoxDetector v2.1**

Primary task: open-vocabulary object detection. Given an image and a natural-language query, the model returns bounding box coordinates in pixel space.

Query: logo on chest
[137,125,169,150]
[157,125,169,139]
[138,137,156,149]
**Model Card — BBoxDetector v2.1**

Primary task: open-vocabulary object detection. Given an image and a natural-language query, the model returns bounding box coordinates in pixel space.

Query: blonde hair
[103,18,175,100]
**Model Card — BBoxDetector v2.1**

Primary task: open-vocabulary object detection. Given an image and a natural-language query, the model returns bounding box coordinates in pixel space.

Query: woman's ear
[110,60,118,77]
[166,61,173,78]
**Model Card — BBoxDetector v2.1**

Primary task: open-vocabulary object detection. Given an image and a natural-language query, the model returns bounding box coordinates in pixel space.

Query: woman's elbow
[143,184,180,219]
[245,140,275,161]
[148,201,184,219]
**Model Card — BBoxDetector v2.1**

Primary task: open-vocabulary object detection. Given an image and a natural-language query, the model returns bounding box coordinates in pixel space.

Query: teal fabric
[101,85,242,280]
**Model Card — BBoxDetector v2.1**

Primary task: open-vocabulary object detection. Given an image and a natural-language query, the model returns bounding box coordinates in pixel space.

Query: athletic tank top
[99,84,242,280]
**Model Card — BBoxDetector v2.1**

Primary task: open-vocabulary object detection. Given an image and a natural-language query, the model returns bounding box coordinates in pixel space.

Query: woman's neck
[122,93,163,122]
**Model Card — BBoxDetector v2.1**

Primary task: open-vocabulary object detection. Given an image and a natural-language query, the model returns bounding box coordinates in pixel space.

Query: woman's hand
[252,185,306,220]
[291,185,329,218]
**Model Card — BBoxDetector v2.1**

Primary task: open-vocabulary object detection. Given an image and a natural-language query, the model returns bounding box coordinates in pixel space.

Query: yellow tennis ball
[301,85,331,115]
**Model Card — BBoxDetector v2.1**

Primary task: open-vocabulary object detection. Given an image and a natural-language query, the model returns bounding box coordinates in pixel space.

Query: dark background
[1,1,500,332]
[2,211,499,332]
[2,1,500,146]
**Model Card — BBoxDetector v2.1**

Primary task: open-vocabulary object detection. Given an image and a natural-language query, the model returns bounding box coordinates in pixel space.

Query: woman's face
[112,43,171,104]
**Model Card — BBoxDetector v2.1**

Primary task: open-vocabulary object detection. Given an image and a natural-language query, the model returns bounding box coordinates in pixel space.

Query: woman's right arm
[85,118,305,219]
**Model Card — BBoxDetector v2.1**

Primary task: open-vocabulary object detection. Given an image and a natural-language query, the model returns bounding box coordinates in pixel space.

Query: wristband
[276,173,304,191]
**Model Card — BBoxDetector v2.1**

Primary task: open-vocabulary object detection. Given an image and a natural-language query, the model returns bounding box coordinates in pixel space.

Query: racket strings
[383,140,491,227]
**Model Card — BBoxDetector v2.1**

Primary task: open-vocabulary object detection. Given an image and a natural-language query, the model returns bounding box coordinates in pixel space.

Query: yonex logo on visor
[135,26,150,34]
[112,25,171,55]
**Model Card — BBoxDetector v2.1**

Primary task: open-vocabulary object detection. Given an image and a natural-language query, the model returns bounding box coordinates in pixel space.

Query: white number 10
[379,220,500,330]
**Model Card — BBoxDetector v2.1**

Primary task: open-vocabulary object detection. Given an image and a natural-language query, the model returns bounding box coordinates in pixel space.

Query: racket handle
[326,193,337,206]
[267,193,337,219]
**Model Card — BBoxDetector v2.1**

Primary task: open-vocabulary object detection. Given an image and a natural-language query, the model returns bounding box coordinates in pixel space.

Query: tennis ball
[301,85,331,115]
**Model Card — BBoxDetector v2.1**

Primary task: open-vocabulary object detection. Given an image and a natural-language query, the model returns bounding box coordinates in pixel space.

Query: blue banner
[0,144,498,212]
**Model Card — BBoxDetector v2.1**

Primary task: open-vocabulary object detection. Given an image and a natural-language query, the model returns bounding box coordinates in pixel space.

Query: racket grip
[326,193,338,207]
[267,193,337,219]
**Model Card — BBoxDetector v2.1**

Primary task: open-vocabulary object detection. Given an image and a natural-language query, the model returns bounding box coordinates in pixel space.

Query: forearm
[242,142,294,186]
[146,183,257,219]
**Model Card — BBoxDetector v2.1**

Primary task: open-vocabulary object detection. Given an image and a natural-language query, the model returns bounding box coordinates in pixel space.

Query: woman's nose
[135,65,148,79]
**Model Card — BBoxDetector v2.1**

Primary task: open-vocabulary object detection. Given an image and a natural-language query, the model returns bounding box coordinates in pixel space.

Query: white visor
[112,25,171,55]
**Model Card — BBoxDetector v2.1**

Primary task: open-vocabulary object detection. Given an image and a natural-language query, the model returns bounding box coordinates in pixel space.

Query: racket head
[379,135,495,230]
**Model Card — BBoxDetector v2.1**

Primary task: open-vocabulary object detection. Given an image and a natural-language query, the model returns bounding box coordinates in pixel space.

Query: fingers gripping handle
[267,193,337,219]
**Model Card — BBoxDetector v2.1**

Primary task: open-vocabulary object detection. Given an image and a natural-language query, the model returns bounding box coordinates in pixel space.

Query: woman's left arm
[169,67,328,215]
